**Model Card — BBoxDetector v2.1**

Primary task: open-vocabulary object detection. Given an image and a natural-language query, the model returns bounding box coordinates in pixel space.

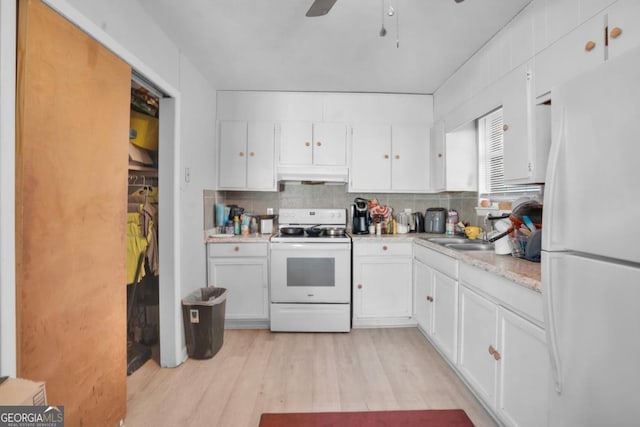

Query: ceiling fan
[306,0,337,17]
[306,0,464,17]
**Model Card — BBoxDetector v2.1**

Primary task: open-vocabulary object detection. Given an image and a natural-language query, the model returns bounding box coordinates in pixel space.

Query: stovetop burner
[271,208,350,243]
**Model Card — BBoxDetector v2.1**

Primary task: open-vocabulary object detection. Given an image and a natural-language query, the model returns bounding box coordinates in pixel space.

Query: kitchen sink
[423,236,470,245]
[443,242,494,251]
[419,236,495,251]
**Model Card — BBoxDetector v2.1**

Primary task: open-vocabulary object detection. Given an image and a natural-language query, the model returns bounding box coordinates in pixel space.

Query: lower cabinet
[458,284,549,427]
[413,245,459,362]
[207,242,269,328]
[352,241,414,327]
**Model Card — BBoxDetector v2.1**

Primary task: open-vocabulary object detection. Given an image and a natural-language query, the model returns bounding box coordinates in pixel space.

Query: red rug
[259,409,475,426]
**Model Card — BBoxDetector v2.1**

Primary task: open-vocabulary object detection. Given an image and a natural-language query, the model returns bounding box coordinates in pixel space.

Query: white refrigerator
[542,46,640,426]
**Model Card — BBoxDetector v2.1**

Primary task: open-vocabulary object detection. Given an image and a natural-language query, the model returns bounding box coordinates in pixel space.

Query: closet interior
[127,79,160,375]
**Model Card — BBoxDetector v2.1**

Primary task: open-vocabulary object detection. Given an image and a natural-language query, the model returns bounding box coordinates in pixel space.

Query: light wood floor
[126,328,497,427]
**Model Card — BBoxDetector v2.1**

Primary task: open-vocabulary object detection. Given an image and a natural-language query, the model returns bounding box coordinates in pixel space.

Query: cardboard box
[0,377,47,406]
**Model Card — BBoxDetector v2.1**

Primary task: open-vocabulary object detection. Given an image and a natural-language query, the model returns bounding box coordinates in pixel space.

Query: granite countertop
[204,233,272,243]
[353,232,542,293]
[205,231,542,293]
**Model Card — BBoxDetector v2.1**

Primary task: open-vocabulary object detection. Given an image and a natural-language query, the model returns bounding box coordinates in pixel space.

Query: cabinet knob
[249,151,255,157]
[488,345,496,355]
[305,141,311,147]
[493,350,502,361]
[427,296,433,302]
[234,246,240,252]
[382,245,388,251]
[239,152,245,157]
[357,283,363,289]
[384,154,390,159]
[610,27,622,39]
[502,124,509,132]
[394,154,400,160]
[316,141,322,147]
[437,153,443,158]
[585,40,596,52]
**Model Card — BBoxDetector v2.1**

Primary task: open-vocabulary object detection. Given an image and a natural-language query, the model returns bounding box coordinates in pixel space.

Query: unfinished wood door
[16,0,130,424]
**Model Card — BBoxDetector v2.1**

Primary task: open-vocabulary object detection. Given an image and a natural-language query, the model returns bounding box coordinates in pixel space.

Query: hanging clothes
[126,211,148,284]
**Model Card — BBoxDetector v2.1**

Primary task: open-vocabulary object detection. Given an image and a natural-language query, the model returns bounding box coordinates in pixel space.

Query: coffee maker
[351,197,370,234]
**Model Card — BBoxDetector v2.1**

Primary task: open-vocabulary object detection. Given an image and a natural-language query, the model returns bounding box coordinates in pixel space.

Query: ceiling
[138,0,531,94]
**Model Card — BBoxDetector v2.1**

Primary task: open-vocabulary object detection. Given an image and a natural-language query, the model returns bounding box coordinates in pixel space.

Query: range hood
[277,165,349,183]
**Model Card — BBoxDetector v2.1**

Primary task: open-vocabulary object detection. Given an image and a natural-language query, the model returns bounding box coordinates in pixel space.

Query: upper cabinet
[218,121,276,191]
[349,123,430,193]
[430,120,477,192]
[607,0,640,59]
[535,0,640,98]
[216,91,433,190]
[502,62,551,184]
[279,122,347,166]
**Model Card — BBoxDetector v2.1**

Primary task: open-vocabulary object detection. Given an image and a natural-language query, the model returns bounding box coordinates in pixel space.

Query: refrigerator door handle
[542,106,565,250]
[542,253,563,394]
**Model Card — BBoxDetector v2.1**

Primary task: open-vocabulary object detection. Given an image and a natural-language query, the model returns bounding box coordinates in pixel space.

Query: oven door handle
[269,242,351,251]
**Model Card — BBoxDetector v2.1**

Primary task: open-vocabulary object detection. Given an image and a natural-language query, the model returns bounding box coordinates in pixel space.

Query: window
[478,108,542,198]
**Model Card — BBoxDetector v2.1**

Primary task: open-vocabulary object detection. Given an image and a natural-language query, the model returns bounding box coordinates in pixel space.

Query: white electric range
[269,208,351,332]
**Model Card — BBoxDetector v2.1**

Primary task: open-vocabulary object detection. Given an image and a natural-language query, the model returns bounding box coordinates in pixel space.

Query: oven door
[270,242,351,303]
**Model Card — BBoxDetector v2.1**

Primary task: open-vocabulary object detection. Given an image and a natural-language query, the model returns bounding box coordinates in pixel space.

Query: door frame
[0,0,184,369]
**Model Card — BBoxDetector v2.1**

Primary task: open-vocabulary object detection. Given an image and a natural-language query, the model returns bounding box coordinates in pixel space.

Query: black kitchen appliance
[425,207,447,233]
[412,212,425,233]
[352,197,370,234]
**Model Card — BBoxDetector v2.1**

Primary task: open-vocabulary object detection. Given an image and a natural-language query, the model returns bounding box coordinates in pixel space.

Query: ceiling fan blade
[306,0,337,17]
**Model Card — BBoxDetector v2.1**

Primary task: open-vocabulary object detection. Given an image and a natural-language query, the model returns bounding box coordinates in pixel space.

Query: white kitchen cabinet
[429,120,446,192]
[217,121,276,191]
[458,284,500,407]
[413,244,459,362]
[207,242,269,328]
[350,124,430,193]
[279,122,346,166]
[430,120,477,192]
[534,0,640,99]
[353,241,414,327]
[501,62,551,185]
[458,261,550,427]
[497,306,549,427]
[413,258,432,332]
[607,0,640,60]
[534,11,604,98]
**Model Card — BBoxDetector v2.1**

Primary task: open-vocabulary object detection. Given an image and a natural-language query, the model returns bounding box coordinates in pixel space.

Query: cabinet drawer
[460,263,543,326]
[208,242,268,258]
[413,244,458,279]
[353,241,412,257]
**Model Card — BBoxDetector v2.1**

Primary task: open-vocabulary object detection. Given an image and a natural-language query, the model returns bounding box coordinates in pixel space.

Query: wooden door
[16,0,130,424]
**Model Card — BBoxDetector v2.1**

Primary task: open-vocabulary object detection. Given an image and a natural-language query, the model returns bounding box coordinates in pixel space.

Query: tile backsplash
[204,184,479,229]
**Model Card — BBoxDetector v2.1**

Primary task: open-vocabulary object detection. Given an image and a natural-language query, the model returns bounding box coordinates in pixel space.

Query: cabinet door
[354,257,413,320]
[350,124,392,191]
[247,122,276,190]
[280,122,312,165]
[534,12,604,98]
[208,257,269,320]
[430,120,446,192]
[458,285,499,408]
[502,65,533,184]
[496,307,549,427]
[607,0,640,60]
[431,271,458,363]
[391,124,430,191]
[218,121,247,189]
[413,259,434,333]
[312,122,347,166]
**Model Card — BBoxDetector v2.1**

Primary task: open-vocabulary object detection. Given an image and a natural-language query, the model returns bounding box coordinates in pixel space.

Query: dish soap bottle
[233,215,241,235]
[446,210,458,235]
